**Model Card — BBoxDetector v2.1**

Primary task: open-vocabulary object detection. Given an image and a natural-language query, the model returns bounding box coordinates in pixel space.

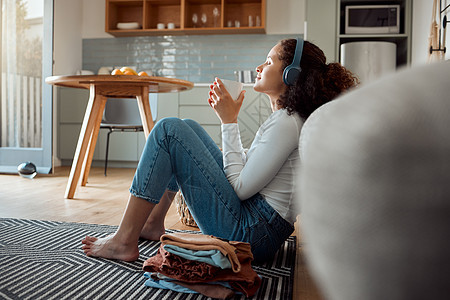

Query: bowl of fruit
[111,67,149,77]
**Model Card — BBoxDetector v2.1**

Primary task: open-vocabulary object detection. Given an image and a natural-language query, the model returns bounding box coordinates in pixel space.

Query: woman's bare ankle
[140,222,165,241]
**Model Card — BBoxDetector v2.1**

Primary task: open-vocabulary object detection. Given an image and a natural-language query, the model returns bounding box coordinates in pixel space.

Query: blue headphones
[283,37,304,86]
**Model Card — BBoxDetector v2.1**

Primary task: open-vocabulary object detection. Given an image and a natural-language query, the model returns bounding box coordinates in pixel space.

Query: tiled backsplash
[82,34,297,83]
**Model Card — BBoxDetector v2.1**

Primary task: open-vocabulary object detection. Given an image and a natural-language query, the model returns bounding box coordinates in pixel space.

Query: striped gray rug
[0,218,296,299]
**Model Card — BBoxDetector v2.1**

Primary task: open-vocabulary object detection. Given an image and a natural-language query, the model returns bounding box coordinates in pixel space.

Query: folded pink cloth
[145,247,219,281]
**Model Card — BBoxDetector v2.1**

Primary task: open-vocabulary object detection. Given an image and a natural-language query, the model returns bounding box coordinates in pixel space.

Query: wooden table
[46,75,193,199]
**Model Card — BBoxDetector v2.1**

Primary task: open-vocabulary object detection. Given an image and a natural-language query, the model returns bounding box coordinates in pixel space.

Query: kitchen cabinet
[58,88,93,162]
[57,85,270,167]
[178,85,271,147]
[57,87,144,167]
[105,0,266,37]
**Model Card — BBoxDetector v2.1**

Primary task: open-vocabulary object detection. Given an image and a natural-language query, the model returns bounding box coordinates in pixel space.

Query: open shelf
[184,0,222,29]
[224,0,263,28]
[106,0,266,36]
[106,0,144,31]
[144,0,182,30]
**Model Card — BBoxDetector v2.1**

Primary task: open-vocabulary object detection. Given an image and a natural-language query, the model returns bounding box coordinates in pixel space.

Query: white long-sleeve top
[221,109,303,224]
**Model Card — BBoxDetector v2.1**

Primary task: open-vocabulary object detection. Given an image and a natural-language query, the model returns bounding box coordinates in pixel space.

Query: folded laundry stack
[143,232,261,299]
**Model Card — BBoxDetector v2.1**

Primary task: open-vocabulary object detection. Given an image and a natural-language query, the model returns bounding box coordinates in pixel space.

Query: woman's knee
[181,118,203,132]
[153,117,186,135]
[182,119,212,140]
[182,118,198,127]
[156,118,202,136]
[156,117,183,128]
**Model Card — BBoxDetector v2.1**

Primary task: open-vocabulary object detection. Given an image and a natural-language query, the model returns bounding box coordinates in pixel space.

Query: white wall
[81,0,305,39]
[266,0,304,34]
[53,0,83,74]
[412,0,449,65]
[82,0,109,39]
[53,0,83,166]
[412,0,433,65]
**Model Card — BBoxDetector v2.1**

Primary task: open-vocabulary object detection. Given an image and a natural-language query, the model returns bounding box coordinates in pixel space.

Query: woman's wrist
[221,120,238,124]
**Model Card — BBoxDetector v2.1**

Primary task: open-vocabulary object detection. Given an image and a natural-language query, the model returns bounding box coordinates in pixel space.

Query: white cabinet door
[239,88,271,147]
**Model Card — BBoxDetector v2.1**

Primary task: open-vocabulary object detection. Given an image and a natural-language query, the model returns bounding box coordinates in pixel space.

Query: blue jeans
[130,118,294,262]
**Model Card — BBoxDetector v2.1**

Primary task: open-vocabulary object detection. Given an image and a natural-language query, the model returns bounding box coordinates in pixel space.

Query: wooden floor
[0,166,323,300]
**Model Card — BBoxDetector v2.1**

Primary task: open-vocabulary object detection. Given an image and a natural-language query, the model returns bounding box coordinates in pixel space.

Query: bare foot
[140,223,165,241]
[81,235,139,262]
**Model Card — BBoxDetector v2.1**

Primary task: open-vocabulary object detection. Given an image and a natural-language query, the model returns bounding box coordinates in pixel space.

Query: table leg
[81,94,107,186]
[65,85,105,199]
[136,86,154,138]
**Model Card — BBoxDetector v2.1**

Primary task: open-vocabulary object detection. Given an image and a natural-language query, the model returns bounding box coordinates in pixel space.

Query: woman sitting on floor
[82,38,357,263]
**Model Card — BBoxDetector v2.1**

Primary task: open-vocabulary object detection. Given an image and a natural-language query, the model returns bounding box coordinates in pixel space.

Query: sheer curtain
[1,0,42,148]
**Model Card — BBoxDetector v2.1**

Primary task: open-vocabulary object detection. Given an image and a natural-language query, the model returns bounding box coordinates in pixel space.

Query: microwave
[345,5,400,34]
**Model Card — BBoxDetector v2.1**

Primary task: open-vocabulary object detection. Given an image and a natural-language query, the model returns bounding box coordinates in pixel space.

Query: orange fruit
[111,69,123,75]
[138,71,149,76]
[120,67,138,75]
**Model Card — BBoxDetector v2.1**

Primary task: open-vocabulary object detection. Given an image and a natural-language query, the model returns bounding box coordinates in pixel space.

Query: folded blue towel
[163,244,232,269]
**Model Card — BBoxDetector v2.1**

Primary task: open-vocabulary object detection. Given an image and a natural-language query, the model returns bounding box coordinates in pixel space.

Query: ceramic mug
[220,79,244,100]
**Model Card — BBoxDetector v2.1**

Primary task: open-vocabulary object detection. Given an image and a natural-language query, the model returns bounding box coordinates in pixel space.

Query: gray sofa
[298,61,450,300]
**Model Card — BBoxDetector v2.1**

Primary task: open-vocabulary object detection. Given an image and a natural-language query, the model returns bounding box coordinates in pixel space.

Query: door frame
[0,0,53,174]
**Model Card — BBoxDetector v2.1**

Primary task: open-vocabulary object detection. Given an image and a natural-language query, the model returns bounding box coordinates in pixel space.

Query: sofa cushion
[298,62,450,300]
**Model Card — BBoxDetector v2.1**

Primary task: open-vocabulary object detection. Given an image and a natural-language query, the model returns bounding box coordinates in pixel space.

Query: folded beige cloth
[160,232,253,273]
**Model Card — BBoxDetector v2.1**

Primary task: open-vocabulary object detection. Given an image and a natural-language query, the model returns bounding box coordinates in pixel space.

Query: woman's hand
[208,78,245,124]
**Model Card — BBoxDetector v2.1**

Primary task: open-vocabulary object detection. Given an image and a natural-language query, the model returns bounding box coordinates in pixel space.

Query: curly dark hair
[277,39,359,120]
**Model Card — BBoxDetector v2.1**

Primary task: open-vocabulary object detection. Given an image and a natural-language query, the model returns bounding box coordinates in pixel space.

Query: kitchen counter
[194,82,255,87]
